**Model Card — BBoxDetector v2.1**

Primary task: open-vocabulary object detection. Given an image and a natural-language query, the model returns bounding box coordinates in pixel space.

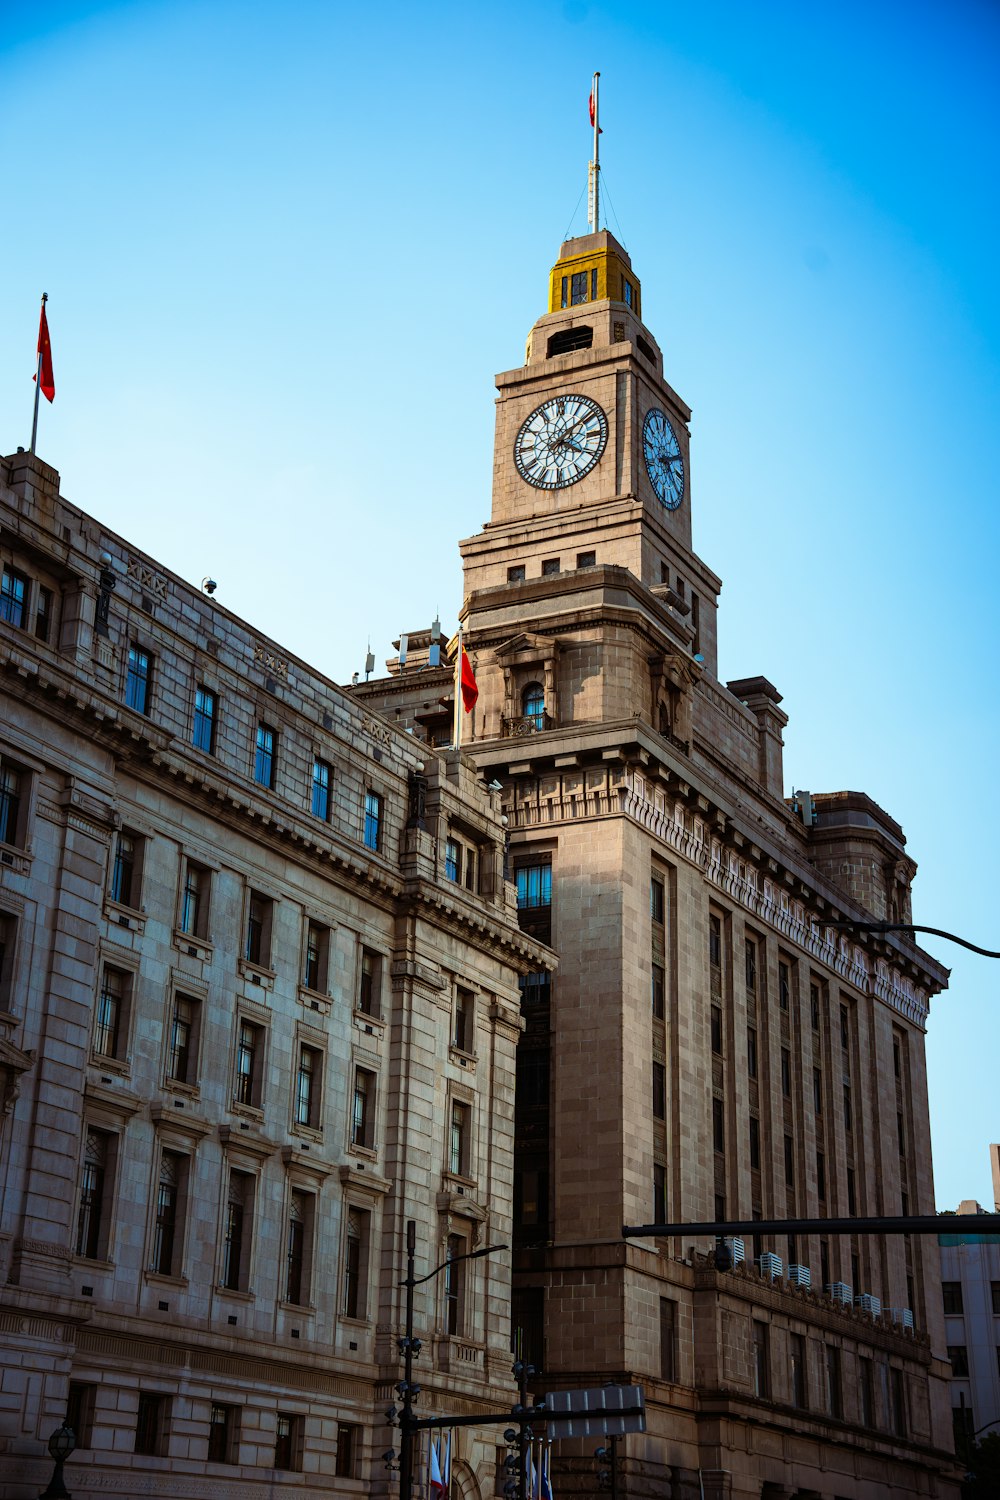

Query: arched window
[523,682,545,731]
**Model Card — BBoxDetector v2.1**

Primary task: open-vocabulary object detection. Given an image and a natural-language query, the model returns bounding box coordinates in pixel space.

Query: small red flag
[588,91,603,134]
[35,302,55,403]
[460,647,479,713]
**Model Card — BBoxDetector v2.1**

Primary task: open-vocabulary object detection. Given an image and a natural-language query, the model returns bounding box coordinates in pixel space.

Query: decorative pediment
[0,1038,34,1116]
[494,632,559,665]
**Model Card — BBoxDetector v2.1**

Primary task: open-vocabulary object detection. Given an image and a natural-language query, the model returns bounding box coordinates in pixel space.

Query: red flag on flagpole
[35,300,55,403]
[588,90,603,134]
[460,647,479,712]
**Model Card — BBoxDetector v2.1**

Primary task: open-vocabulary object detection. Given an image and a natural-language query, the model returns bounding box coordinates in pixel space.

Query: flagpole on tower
[30,293,50,455]
[588,71,601,233]
[453,628,463,751]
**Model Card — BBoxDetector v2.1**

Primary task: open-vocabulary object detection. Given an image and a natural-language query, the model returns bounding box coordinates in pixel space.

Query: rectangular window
[363,789,382,851]
[745,938,757,991]
[295,1045,322,1129]
[847,1166,857,1215]
[843,1083,853,1134]
[576,550,596,568]
[357,947,381,1017]
[245,890,273,967]
[343,1206,370,1318]
[749,1115,761,1171]
[840,1003,850,1050]
[712,1097,725,1153]
[0,912,14,1010]
[784,1134,795,1188]
[221,1169,254,1291]
[816,1149,827,1201]
[166,993,199,1086]
[151,1149,186,1276]
[507,564,526,583]
[650,876,665,924]
[445,837,459,881]
[591,266,598,301]
[0,565,28,627]
[659,1297,677,1382]
[309,758,332,820]
[991,1281,1000,1315]
[710,1005,723,1055]
[813,1068,823,1113]
[449,1099,470,1176]
[234,1019,264,1108]
[180,861,210,939]
[517,863,552,909]
[125,646,153,714]
[652,962,665,1020]
[623,276,634,308]
[208,1403,239,1465]
[779,961,790,1011]
[653,1162,667,1223]
[0,761,23,847]
[560,276,568,309]
[825,1345,842,1418]
[747,1026,758,1079]
[302,921,329,993]
[94,966,129,1059]
[541,556,561,576]
[34,584,53,642]
[285,1188,314,1305]
[790,1332,807,1408]
[192,686,216,754]
[859,1356,875,1428]
[253,722,276,788]
[571,271,588,304]
[110,829,142,907]
[76,1127,113,1259]
[652,1061,666,1120]
[781,1048,791,1097]
[810,981,821,1029]
[752,1321,770,1398]
[709,913,721,968]
[274,1413,302,1472]
[66,1383,96,1449]
[334,1422,360,1480]
[352,1068,375,1149]
[134,1393,167,1457]
[453,986,474,1052]
[444,1232,466,1335]
[891,1367,906,1436]
[948,1345,970,1376]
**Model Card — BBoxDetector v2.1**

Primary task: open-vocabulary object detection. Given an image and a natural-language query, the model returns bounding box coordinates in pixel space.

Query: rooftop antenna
[588,72,602,233]
[364,642,375,680]
[428,614,441,668]
[398,633,409,669]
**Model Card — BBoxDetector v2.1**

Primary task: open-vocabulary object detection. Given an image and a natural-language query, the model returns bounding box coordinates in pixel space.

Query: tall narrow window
[0,763,22,846]
[295,1045,322,1129]
[784,1134,795,1187]
[254,723,276,788]
[285,1189,313,1305]
[652,1061,666,1120]
[245,890,272,967]
[752,1321,770,1397]
[234,1020,264,1107]
[709,913,721,968]
[66,1384,96,1449]
[650,876,665,925]
[125,646,152,714]
[445,838,460,882]
[111,831,138,906]
[712,1097,725,1153]
[180,862,209,938]
[151,1150,185,1276]
[523,682,545,730]
[274,1413,302,1472]
[825,1344,842,1417]
[810,981,821,1029]
[778,961,790,1011]
[34,585,53,642]
[710,1005,723,1055]
[816,1150,827,1201]
[334,1423,360,1479]
[0,566,28,627]
[653,1162,667,1222]
[208,1404,239,1465]
[781,1048,791,1097]
[352,1068,375,1148]
[363,790,382,851]
[790,1332,807,1408]
[358,947,380,1016]
[167,993,198,1085]
[659,1298,677,1382]
[449,1100,470,1176]
[76,1128,112,1259]
[444,1232,466,1335]
[747,1026,758,1079]
[94,967,127,1059]
[134,1393,167,1456]
[343,1207,369,1318]
[221,1169,253,1291]
[192,686,216,753]
[453,987,474,1051]
[749,1116,761,1170]
[859,1356,875,1428]
[517,864,552,909]
[311,758,332,820]
[652,962,665,1020]
[891,1367,907,1435]
[745,937,757,991]
[302,921,329,993]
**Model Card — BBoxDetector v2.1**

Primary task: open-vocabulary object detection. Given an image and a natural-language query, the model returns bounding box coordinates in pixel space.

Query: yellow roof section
[547,230,641,318]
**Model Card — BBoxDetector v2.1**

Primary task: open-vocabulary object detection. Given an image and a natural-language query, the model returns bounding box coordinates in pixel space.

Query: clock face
[514,394,608,490]
[643,408,685,510]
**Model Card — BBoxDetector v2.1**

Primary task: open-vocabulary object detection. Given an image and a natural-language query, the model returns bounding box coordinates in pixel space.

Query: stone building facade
[0,449,550,1499]
[357,231,961,1498]
[938,1147,1000,1455]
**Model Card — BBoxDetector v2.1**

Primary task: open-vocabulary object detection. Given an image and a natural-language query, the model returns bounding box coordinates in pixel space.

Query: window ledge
[0,841,31,875]
[229,1101,266,1125]
[442,1171,478,1193]
[290,1122,323,1145]
[172,929,213,962]
[215,1285,255,1303]
[239,958,276,991]
[90,1053,131,1077]
[348,1142,378,1163]
[144,1270,189,1289]
[298,985,331,1017]
[353,1008,384,1034]
[162,1077,200,1100]
[448,1045,477,1069]
[104,899,147,935]
[278,1298,316,1315]
[73,1254,115,1270]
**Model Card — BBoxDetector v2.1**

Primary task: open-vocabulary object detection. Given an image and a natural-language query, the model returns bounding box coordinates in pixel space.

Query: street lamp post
[395,1219,508,1500]
[39,1425,75,1500]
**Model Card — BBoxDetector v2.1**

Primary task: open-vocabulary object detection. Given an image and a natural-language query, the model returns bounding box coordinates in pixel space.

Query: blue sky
[2,0,998,1210]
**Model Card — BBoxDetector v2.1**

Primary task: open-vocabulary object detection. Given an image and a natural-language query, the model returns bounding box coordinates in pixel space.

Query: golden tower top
[547,230,641,320]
